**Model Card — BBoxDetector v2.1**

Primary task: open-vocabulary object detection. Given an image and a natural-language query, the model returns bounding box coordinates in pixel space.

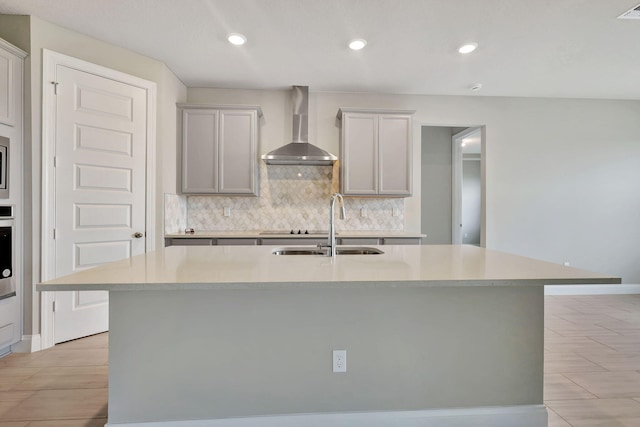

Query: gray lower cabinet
[381,237,422,245]
[165,238,258,247]
[338,238,380,245]
[261,238,327,246]
[165,238,214,246]
[180,104,262,195]
[166,236,422,247]
[337,108,415,197]
[216,238,258,246]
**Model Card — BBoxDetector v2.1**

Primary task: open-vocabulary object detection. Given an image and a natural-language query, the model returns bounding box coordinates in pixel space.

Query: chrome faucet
[325,192,346,256]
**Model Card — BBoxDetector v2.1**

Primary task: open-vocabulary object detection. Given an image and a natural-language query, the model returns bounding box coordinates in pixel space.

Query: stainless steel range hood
[262,86,337,166]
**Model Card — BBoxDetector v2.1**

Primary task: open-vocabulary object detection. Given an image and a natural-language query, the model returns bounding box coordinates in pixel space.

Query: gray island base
[37,245,620,427]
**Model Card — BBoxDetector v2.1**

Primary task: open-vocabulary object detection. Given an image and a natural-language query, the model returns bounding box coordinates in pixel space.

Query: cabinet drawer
[166,238,214,246]
[381,238,422,245]
[0,322,15,350]
[216,238,258,246]
[338,238,380,245]
[261,238,327,246]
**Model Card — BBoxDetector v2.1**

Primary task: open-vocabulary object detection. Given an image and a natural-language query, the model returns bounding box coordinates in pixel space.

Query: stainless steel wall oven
[0,205,15,300]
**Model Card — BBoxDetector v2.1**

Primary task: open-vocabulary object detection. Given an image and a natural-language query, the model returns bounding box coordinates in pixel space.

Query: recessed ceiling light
[349,39,367,50]
[618,3,640,19]
[227,33,247,46]
[458,42,478,54]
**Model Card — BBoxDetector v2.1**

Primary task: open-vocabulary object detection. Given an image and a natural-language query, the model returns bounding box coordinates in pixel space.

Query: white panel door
[54,64,147,343]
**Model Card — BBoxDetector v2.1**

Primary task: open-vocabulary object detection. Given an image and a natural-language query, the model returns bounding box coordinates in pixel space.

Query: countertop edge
[37,277,622,292]
[37,245,622,292]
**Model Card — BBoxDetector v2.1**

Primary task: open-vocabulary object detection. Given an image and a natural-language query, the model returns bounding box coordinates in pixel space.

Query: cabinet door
[341,113,378,195]
[379,114,412,196]
[0,41,23,127]
[182,109,219,193]
[219,110,257,194]
[0,50,11,126]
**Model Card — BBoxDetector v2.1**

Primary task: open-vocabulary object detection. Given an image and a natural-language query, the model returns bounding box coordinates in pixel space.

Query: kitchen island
[37,245,620,427]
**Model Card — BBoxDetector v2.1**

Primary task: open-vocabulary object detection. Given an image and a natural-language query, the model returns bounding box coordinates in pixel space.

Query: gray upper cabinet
[337,108,414,197]
[180,104,262,195]
[0,39,26,127]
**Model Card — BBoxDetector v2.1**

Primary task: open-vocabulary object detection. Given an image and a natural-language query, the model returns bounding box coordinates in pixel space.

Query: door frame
[451,126,485,245]
[40,49,157,350]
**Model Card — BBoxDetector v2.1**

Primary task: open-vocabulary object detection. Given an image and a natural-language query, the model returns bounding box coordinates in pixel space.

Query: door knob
[134,232,144,238]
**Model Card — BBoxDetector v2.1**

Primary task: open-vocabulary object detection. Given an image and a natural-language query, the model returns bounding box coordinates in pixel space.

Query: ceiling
[0,0,639,100]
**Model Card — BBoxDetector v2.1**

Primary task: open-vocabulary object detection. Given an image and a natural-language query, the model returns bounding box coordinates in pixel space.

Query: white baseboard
[11,334,42,353]
[106,405,547,427]
[545,284,640,295]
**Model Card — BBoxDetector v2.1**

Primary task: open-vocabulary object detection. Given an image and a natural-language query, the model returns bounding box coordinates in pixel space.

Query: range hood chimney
[262,86,337,166]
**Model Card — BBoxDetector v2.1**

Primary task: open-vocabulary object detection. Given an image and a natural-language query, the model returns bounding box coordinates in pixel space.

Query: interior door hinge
[53,156,56,167]
[51,81,59,95]
[52,300,57,312]
[53,229,56,239]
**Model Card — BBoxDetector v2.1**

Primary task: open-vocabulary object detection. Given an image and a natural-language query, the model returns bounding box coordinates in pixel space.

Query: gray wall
[420,126,453,244]
[189,88,640,284]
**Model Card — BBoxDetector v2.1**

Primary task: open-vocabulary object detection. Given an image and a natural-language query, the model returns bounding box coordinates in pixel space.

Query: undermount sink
[272,246,384,256]
[336,247,384,255]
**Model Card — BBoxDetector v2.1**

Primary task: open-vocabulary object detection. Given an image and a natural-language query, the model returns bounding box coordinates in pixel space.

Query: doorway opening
[420,125,485,246]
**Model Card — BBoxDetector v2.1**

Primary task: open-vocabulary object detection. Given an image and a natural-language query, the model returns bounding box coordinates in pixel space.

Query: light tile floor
[545,295,640,426]
[0,333,108,426]
[0,295,638,426]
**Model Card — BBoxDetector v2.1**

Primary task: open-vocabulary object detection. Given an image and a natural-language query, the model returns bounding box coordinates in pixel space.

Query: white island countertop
[37,244,620,291]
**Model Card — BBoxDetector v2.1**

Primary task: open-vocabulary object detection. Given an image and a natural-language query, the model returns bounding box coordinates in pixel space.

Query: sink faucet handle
[331,192,346,220]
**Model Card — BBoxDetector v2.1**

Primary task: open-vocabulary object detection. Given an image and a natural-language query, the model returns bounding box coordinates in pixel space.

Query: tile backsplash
[164,193,187,234]
[165,163,403,233]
